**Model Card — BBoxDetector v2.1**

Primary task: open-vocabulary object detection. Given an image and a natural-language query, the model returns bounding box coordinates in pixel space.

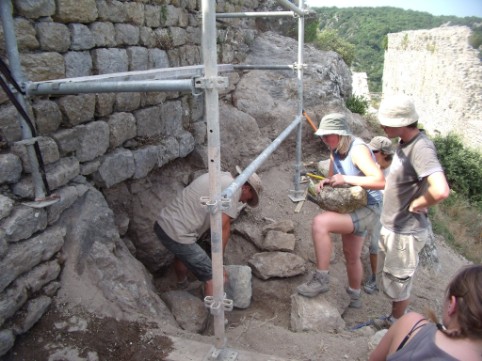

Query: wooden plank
[294,188,309,213]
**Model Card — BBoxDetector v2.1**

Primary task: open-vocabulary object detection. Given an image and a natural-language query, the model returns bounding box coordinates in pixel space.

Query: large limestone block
[290,293,345,333]
[308,184,367,214]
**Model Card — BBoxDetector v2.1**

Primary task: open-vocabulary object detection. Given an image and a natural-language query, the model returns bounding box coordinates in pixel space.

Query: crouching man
[154,169,262,297]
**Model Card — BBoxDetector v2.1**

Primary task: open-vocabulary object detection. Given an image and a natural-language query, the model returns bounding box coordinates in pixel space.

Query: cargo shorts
[376,227,429,302]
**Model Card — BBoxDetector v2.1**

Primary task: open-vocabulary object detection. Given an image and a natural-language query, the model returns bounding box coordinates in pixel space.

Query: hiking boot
[297,271,330,297]
[363,276,379,294]
[346,287,362,309]
[373,315,396,330]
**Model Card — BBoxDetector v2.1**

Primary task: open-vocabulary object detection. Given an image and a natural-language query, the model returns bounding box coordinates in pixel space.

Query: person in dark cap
[154,168,262,297]
[364,136,395,294]
[297,113,385,309]
[375,95,449,327]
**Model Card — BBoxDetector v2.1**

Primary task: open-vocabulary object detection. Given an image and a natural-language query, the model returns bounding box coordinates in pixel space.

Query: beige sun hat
[314,113,351,137]
[368,136,395,155]
[378,95,419,127]
[235,166,263,207]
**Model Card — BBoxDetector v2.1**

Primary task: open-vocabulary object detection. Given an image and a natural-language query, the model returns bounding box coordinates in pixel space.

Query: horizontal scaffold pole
[223,115,302,199]
[23,64,234,85]
[233,64,293,71]
[25,79,195,96]
[216,11,294,18]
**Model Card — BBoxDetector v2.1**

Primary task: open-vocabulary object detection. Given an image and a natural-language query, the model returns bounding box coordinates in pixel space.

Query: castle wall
[383,26,481,150]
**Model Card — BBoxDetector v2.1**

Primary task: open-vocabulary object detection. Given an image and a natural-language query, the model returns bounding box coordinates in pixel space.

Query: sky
[304,0,482,18]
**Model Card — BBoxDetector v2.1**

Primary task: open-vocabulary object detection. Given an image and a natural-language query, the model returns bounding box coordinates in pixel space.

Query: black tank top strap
[396,318,428,351]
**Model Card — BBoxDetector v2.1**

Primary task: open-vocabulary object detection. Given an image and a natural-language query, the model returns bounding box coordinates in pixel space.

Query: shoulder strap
[396,318,427,351]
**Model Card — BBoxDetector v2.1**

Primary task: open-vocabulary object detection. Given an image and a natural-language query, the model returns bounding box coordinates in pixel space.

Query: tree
[312,28,355,66]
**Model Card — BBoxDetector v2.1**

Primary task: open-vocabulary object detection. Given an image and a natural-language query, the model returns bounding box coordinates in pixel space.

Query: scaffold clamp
[195,76,229,90]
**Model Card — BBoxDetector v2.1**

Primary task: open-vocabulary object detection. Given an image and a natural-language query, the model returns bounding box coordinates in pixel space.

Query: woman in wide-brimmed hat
[297,113,385,309]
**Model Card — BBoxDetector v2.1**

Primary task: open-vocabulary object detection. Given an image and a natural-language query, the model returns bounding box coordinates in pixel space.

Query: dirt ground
[2,152,472,361]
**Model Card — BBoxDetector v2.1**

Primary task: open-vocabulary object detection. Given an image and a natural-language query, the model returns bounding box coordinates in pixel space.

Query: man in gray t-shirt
[376,95,450,325]
[155,170,262,297]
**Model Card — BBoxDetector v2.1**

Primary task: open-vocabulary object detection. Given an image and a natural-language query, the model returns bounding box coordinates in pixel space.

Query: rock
[368,329,388,351]
[290,293,345,332]
[160,290,209,333]
[225,265,252,309]
[308,184,367,213]
[248,252,305,280]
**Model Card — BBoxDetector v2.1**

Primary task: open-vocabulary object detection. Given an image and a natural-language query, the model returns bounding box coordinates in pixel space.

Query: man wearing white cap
[376,95,450,326]
[154,168,262,297]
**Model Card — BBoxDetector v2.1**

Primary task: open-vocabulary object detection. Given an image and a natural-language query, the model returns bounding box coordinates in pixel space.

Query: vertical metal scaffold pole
[288,0,306,202]
[0,0,47,202]
[201,0,229,356]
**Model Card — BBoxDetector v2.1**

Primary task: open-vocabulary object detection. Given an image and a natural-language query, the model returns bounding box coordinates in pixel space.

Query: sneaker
[363,276,379,294]
[372,315,396,330]
[346,287,362,308]
[297,271,330,297]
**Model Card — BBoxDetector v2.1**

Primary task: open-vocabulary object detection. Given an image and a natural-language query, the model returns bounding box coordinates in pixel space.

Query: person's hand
[316,178,332,192]
[329,174,346,187]
[409,204,428,214]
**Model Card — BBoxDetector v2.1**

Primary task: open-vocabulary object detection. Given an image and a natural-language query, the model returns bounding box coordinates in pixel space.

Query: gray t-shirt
[381,132,444,234]
[157,172,241,244]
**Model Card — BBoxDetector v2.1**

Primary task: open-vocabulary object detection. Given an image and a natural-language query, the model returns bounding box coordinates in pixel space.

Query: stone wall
[0,0,260,355]
[383,26,481,151]
[351,72,370,100]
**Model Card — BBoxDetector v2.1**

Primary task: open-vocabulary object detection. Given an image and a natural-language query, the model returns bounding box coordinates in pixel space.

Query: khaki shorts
[350,203,381,237]
[376,227,429,302]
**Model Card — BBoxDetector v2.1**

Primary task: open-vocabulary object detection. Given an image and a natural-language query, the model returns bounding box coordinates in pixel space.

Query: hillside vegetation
[305,6,482,92]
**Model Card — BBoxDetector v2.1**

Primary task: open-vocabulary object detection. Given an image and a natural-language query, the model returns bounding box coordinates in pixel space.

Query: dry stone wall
[383,26,481,151]
[0,0,260,355]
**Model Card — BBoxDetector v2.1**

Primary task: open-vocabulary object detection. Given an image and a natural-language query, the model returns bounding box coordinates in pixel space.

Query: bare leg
[369,253,377,276]
[312,212,355,270]
[392,299,410,319]
[342,234,364,289]
[204,280,214,297]
[174,257,188,283]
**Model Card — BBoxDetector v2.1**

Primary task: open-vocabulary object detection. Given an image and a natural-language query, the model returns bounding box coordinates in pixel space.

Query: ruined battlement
[383,26,481,151]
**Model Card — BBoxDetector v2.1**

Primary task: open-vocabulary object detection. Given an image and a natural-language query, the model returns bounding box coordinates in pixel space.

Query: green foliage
[401,34,410,50]
[308,6,482,92]
[433,133,482,208]
[345,95,369,115]
[304,19,319,43]
[469,29,482,59]
[312,29,355,66]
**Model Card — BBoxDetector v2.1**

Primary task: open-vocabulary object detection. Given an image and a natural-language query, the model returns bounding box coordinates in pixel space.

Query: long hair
[428,265,482,339]
[335,135,353,155]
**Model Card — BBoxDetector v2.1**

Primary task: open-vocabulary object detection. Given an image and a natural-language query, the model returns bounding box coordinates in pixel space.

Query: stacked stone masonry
[383,26,481,151]
[0,0,259,355]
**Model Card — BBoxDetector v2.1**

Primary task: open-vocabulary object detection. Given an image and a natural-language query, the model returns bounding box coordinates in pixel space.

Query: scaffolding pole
[223,115,302,199]
[23,64,235,84]
[233,64,293,71]
[200,1,233,359]
[1,0,311,357]
[208,1,307,358]
[288,0,306,202]
[216,11,295,18]
[26,79,195,96]
[0,0,50,205]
